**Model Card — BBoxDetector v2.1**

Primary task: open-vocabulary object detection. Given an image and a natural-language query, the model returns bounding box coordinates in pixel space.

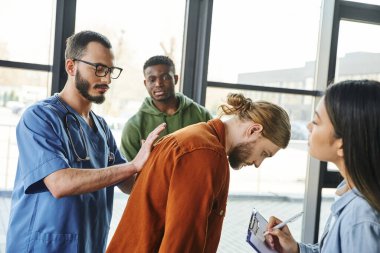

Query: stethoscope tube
[56,95,115,164]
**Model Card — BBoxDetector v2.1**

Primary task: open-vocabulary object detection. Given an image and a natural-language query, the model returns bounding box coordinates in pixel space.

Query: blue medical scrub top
[6,94,126,253]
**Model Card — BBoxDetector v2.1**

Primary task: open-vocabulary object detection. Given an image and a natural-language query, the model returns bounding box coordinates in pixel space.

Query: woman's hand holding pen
[265,216,299,253]
[131,123,166,172]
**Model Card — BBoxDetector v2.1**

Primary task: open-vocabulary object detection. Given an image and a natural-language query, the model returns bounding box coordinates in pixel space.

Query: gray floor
[0,192,333,253]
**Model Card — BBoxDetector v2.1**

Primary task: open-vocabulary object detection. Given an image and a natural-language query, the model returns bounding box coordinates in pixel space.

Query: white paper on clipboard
[246,208,278,253]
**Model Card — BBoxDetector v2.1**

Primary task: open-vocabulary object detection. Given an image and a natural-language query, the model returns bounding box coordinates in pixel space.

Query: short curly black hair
[143,55,175,74]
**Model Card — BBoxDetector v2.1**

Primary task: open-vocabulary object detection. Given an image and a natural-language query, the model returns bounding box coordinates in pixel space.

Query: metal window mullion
[51,0,76,94]
[180,0,213,105]
[0,60,51,72]
[207,81,324,97]
[302,0,336,244]
[340,1,380,25]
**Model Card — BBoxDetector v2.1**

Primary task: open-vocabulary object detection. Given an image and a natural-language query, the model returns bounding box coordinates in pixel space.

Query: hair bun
[226,93,253,112]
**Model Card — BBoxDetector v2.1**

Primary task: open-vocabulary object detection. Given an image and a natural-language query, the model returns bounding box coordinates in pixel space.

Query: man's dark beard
[228,142,253,170]
[75,71,106,104]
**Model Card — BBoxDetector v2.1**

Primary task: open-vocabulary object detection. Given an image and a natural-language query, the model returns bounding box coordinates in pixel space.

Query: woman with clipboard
[265,80,380,253]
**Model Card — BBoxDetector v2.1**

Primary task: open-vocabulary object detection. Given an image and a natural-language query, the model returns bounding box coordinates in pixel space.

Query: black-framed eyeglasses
[73,58,123,79]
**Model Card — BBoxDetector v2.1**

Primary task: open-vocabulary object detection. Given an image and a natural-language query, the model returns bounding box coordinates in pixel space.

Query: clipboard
[246,208,277,253]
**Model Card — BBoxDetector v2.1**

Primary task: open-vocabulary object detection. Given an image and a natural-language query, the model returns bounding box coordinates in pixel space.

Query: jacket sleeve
[299,243,320,253]
[18,105,71,194]
[342,222,380,253]
[120,120,141,161]
[158,149,226,253]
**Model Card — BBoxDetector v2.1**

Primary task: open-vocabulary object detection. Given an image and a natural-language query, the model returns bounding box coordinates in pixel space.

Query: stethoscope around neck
[56,96,115,164]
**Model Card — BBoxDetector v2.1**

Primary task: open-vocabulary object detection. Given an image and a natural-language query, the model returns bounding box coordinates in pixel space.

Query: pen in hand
[263,211,304,236]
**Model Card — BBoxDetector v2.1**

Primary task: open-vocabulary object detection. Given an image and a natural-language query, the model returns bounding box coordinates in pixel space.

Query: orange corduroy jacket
[107,119,230,253]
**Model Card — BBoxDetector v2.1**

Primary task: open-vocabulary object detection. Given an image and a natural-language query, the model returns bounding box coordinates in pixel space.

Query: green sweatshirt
[120,93,213,161]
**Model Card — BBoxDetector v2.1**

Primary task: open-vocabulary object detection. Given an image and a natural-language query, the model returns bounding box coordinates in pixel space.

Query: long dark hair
[325,80,380,212]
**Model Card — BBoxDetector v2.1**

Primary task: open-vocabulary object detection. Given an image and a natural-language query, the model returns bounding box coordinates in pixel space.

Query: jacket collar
[331,180,362,216]
[208,119,226,149]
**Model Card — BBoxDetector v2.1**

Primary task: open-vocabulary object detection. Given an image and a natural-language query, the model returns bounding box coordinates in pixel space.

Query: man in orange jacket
[107,93,291,253]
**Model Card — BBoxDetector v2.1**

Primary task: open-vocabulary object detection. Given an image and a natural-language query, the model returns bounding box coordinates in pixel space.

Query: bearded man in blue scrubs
[6,30,165,253]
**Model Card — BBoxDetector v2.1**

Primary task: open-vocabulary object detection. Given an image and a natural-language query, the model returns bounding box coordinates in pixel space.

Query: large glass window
[0,0,55,64]
[208,0,321,90]
[0,68,51,191]
[206,1,322,250]
[335,20,380,82]
[0,0,55,192]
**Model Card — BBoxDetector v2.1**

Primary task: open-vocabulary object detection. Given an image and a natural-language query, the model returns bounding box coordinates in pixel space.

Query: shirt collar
[331,180,362,215]
[208,118,226,148]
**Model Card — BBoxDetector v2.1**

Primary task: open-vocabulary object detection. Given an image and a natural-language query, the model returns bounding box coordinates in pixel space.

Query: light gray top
[299,181,380,253]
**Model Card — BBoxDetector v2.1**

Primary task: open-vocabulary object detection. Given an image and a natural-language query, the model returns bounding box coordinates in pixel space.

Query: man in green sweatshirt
[120,55,212,162]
